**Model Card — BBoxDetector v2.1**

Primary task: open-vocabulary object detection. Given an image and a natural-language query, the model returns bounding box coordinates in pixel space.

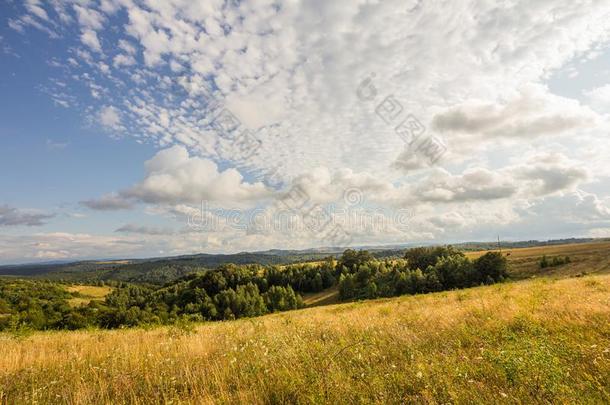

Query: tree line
[0,247,508,331]
[338,247,507,300]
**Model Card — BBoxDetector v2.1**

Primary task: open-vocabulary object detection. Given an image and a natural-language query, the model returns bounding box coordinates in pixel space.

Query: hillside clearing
[66,285,113,307]
[302,285,340,307]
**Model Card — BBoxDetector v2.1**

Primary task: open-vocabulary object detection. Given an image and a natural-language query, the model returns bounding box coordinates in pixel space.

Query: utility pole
[497,235,502,254]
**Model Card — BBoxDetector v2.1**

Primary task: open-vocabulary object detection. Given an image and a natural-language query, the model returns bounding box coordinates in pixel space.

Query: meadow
[465,241,610,279]
[0,242,609,404]
[65,285,113,307]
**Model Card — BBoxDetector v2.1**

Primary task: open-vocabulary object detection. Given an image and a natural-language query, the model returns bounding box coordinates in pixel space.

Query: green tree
[474,252,508,283]
[337,249,374,272]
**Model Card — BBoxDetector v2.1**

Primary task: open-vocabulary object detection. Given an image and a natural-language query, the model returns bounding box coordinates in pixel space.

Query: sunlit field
[465,241,610,279]
[2,269,608,404]
[66,285,113,307]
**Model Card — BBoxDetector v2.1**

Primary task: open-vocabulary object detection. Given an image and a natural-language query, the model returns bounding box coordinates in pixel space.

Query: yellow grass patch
[302,285,340,307]
[466,241,610,279]
[66,285,112,307]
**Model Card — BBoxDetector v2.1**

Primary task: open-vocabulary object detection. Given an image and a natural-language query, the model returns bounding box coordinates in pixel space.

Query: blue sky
[1,5,153,206]
[1,0,609,264]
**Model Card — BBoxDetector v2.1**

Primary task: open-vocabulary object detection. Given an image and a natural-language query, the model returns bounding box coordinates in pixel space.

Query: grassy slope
[1,272,609,404]
[302,241,610,308]
[302,285,340,307]
[465,241,610,279]
[65,285,113,307]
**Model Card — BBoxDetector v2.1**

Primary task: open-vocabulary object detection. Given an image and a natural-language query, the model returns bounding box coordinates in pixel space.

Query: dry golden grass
[1,273,609,404]
[66,285,113,307]
[466,241,610,279]
[302,285,340,307]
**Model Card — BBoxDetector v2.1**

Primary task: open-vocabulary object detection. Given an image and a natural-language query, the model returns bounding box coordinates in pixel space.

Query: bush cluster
[339,248,508,300]
[539,255,571,269]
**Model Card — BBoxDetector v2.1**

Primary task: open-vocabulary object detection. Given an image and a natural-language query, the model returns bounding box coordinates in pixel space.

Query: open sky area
[1,0,609,264]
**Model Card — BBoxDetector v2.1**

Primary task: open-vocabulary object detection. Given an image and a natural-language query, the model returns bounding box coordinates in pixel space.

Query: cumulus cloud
[526,191,610,222]
[0,205,54,227]
[124,146,272,205]
[432,85,598,140]
[287,151,588,209]
[25,0,50,22]
[510,153,588,196]
[83,146,272,210]
[411,168,518,203]
[407,152,588,204]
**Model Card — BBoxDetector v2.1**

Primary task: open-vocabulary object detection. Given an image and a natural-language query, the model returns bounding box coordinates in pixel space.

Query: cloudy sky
[1,0,609,264]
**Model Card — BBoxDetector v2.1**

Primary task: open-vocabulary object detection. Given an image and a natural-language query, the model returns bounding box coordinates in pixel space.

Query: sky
[0,0,609,264]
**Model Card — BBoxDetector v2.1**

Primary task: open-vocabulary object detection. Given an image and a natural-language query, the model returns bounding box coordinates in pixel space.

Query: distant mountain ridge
[0,237,603,284]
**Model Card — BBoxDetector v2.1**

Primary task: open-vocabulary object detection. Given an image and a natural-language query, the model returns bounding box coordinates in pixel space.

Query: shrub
[539,255,570,269]
[337,249,374,272]
[404,246,464,271]
[474,252,508,284]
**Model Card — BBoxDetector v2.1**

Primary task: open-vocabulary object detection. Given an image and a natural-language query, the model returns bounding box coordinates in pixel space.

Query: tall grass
[1,275,609,404]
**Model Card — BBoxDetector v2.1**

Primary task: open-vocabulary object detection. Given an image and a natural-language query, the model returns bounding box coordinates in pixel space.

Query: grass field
[466,241,610,279]
[302,285,340,307]
[66,285,113,307]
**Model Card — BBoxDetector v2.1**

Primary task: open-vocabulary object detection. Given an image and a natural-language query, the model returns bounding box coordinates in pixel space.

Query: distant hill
[0,251,343,284]
[1,237,605,284]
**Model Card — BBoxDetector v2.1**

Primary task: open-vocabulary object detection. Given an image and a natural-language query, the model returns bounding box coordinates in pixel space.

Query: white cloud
[25,0,50,22]
[510,153,588,196]
[584,84,610,113]
[80,29,102,53]
[0,232,146,263]
[118,39,137,55]
[411,168,518,203]
[98,105,121,129]
[113,54,136,68]
[432,85,599,140]
[83,146,273,209]
[122,146,272,206]
[9,14,58,38]
[6,0,610,257]
[73,5,105,30]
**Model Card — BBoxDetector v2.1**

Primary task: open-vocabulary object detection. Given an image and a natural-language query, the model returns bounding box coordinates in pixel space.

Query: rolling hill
[1,272,608,403]
[1,241,609,403]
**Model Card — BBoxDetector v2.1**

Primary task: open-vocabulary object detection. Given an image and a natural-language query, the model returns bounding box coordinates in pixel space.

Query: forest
[0,247,507,331]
